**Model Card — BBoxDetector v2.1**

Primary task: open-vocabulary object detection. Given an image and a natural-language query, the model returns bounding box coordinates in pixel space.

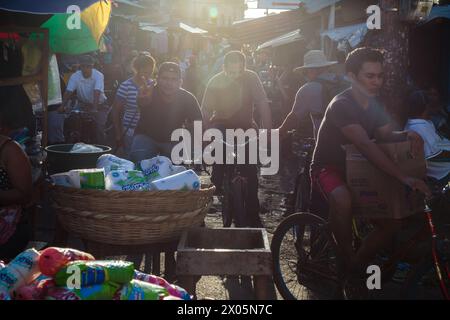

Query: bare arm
[342,124,430,195]
[376,123,424,157]
[0,141,32,206]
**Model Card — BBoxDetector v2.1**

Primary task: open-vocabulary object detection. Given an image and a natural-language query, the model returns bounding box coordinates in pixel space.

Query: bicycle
[209,134,267,228]
[287,136,315,215]
[271,182,450,300]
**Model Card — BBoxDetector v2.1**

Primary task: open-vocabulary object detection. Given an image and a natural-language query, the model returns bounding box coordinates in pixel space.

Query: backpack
[311,75,352,118]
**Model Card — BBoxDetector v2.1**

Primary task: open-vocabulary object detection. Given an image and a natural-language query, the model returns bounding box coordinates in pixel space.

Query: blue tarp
[427,5,450,22]
[0,0,101,14]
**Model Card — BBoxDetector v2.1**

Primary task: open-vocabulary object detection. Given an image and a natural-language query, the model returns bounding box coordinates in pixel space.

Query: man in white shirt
[60,55,109,143]
[404,90,450,184]
[62,55,106,109]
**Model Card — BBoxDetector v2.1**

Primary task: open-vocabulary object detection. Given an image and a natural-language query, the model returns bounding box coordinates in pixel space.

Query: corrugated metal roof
[230,9,301,45]
[301,0,342,14]
[179,22,208,34]
[257,29,303,50]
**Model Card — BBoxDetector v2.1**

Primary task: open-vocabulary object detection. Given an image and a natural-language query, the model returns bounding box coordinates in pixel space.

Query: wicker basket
[49,184,215,245]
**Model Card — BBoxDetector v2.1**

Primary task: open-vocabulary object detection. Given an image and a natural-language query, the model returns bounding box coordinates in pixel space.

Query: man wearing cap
[278,50,347,140]
[130,62,202,162]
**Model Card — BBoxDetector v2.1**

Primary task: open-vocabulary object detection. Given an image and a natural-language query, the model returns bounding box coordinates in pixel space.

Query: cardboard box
[345,141,427,219]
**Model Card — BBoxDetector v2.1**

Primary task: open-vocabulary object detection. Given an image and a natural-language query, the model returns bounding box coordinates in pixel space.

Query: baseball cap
[158,62,181,78]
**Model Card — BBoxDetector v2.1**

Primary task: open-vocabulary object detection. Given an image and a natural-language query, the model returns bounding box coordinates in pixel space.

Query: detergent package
[116,279,169,300]
[55,260,135,287]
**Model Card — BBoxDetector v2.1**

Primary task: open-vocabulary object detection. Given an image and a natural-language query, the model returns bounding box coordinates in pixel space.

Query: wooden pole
[40,28,50,148]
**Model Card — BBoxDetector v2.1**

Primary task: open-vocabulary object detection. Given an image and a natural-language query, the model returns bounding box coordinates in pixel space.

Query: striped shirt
[116,78,154,137]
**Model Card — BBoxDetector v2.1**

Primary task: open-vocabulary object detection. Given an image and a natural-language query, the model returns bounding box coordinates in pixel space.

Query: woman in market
[0,98,33,260]
[111,52,156,158]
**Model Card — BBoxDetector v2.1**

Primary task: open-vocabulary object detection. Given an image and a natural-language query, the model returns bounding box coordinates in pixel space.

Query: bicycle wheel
[271,213,339,300]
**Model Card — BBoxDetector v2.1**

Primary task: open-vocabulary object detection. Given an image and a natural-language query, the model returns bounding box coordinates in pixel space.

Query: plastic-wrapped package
[140,156,174,182]
[70,143,103,153]
[134,270,191,300]
[105,170,150,191]
[0,249,40,294]
[56,260,135,287]
[115,279,169,300]
[97,154,135,175]
[38,247,95,276]
[45,282,121,300]
[151,170,201,191]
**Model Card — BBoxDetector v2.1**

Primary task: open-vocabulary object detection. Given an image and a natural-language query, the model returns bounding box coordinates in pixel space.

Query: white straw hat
[294,50,337,71]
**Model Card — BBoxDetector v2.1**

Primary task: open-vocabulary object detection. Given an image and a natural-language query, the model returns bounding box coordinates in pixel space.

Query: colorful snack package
[56,260,135,287]
[134,270,191,300]
[14,274,55,300]
[116,279,169,300]
[45,282,121,300]
[38,247,95,276]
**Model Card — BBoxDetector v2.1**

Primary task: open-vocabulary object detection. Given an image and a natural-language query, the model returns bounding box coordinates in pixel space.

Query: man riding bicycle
[202,51,273,228]
[60,55,109,143]
[309,47,431,278]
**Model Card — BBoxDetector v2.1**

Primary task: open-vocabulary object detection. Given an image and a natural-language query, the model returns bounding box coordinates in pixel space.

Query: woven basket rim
[49,183,215,195]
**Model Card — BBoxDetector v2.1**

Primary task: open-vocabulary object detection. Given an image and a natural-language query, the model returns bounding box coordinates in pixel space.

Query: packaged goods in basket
[134,270,191,300]
[105,170,151,191]
[45,282,121,300]
[50,173,75,187]
[70,143,103,153]
[14,274,54,300]
[55,260,135,287]
[38,247,95,276]
[115,279,169,300]
[97,154,135,175]
[140,156,174,182]
[0,249,41,295]
[151,169,201,191]
[68,169,105,190]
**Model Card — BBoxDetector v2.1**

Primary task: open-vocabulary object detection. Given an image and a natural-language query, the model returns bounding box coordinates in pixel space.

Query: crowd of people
[2,44,449,276]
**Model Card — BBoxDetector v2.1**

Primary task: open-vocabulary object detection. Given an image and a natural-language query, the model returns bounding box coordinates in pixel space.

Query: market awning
[321,23,368,48]
[0,0,101,14]
[179,22,208,35]
[257,29,303,51]
[231,9,301,45]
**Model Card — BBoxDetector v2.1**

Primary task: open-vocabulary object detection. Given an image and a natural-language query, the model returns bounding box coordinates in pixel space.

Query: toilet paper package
[150,170,200,191]
[96,154,135,175]
[105,170,151,191]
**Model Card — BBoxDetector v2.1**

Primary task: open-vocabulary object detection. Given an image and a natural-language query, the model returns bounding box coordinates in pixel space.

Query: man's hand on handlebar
[401,176,432,198]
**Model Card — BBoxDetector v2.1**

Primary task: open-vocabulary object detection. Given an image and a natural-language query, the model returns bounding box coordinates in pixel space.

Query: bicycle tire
[271,213,339,300]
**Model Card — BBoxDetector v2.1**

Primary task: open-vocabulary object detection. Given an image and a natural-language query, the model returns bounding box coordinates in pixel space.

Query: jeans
[130,134,175,163]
